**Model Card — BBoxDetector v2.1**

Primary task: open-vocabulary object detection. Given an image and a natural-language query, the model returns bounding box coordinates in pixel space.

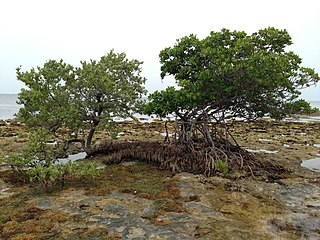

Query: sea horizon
[1,93,320,121]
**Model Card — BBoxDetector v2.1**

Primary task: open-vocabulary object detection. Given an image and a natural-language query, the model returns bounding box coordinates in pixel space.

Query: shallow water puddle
[301,158,320,171]
[258,138,273,142]
[285,116,320,123]
[246,148,278,154]
[56,152,87,164]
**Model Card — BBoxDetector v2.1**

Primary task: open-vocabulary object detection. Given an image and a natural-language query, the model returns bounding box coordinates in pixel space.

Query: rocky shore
[0,119,320,239]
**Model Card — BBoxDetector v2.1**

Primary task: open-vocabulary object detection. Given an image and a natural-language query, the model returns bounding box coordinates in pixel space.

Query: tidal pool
[57,152,87,165]
[246,148,278,154]
[301,158,320,172]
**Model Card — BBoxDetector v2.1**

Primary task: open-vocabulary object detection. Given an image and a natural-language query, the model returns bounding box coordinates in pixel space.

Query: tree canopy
[17,50,147,153]
[145,28,319,122]
[14,29,320,176]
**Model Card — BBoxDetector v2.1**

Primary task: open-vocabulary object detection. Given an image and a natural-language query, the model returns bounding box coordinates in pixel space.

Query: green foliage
[8,129,100,192]
[26,161,99,192]
[283,99,316,116]
[102,121,123,139]
[9,128,56,167]
[215,159,229,174]
[75,161,100,179]
[27,163,64,188]
[16,60,74,131]
[146,27,320,121]
[17,131,28,139]
[311,107,320,114]
[109,127,122,139]
[16,50,147,153]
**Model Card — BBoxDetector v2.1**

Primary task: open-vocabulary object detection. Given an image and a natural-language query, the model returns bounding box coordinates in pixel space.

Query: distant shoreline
[1,93,320,121]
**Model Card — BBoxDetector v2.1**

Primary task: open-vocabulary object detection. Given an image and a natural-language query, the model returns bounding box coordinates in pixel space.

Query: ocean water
[309,101,320,109]
[0,94,320,121]
[0,94,155,122]
[0,94,21,120]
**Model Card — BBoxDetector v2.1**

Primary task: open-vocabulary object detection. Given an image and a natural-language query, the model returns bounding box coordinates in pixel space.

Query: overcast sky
[0,0,319,100]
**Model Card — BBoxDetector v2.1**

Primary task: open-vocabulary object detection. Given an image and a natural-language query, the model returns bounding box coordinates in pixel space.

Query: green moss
[84,161,172,198]
[81,160,185,218]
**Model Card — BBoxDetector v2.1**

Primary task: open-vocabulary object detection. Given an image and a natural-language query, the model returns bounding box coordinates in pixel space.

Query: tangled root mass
[96,139,286,177]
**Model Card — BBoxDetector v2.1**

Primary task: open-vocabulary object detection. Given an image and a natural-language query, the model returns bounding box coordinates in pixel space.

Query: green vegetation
[0,160,184,239]
[146,27,319,121]
[16,50,147,154]
[215,159,229,175]
[144,27,319,175]
[12,49,147,190]
[12,28,320,178]
[1,28,320,239]
[83,160,184,216]
[9,129,100,192]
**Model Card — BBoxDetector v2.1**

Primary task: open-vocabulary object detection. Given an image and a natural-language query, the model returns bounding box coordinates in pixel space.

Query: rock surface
[1,120,320,239]
[26,170,319,240]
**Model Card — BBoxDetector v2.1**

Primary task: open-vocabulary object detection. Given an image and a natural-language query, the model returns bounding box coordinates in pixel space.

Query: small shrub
[110,128,122,140]
[17,131,28,139]
[215,159,229,174]
[8,128,100,192]
[26,161,99,192]
[312,107,320,113]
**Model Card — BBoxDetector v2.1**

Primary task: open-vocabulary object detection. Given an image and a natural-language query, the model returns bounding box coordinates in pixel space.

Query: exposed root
[95,140,287,177]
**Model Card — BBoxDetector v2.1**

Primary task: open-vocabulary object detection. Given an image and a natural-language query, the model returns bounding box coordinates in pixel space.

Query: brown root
[95,140,287,177]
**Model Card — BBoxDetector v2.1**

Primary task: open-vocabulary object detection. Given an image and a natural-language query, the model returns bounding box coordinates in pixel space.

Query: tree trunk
[85,127,95,154]
[85,118,100,155]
